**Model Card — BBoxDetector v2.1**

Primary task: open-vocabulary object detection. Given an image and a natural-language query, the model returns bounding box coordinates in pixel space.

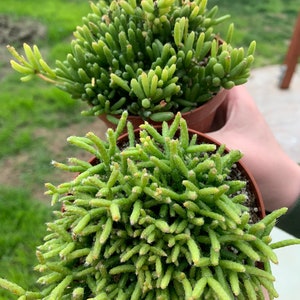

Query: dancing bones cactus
[0,112,299,299]
[8,0,255,123]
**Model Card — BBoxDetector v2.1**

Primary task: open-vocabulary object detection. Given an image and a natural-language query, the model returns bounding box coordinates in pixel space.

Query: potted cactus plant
[1,112,299,299]
[7,0,255,132]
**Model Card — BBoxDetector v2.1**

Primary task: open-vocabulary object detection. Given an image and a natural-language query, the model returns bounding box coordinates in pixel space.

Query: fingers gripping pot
[1,112,300,300]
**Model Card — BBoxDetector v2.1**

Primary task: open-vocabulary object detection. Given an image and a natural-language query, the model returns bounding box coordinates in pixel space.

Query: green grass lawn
[0,0,299,298]
[0,188,53,299]
[207,0,299,66]
[0,0,91,44]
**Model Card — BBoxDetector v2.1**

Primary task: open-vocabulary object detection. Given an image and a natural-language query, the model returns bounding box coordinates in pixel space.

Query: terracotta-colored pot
[98,89,228,133]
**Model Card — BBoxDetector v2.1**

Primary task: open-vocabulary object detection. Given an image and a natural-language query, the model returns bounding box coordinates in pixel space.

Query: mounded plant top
[1,112,299,299]
[8,0,255,123]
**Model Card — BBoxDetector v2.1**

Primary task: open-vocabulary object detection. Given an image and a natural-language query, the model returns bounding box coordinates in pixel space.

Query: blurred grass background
[0,0,299,298]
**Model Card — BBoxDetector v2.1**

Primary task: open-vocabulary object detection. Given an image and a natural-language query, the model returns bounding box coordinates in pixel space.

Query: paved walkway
[246,64,300,299]
[246,64,300,163]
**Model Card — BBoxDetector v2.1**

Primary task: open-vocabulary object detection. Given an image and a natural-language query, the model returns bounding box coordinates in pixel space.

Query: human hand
[207,85,300,211]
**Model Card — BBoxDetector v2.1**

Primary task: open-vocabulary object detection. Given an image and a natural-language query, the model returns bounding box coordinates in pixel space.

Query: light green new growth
[8,0,255,122]
[1,111,299,299]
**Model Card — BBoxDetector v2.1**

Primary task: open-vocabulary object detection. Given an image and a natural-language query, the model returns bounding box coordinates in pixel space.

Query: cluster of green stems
[1,112,299,299]
[3,1,300,299]
[8,0,255,122]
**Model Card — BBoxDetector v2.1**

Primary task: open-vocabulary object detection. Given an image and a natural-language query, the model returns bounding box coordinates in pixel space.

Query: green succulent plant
[1,112,299,299]
[8,0,255,123]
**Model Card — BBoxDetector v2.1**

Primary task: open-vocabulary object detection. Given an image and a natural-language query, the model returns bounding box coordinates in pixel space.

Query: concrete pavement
[246,64,300,299]
[246,64,300,163]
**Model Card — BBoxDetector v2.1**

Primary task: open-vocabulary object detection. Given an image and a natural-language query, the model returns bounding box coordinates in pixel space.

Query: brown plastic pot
[98,88,228,133]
